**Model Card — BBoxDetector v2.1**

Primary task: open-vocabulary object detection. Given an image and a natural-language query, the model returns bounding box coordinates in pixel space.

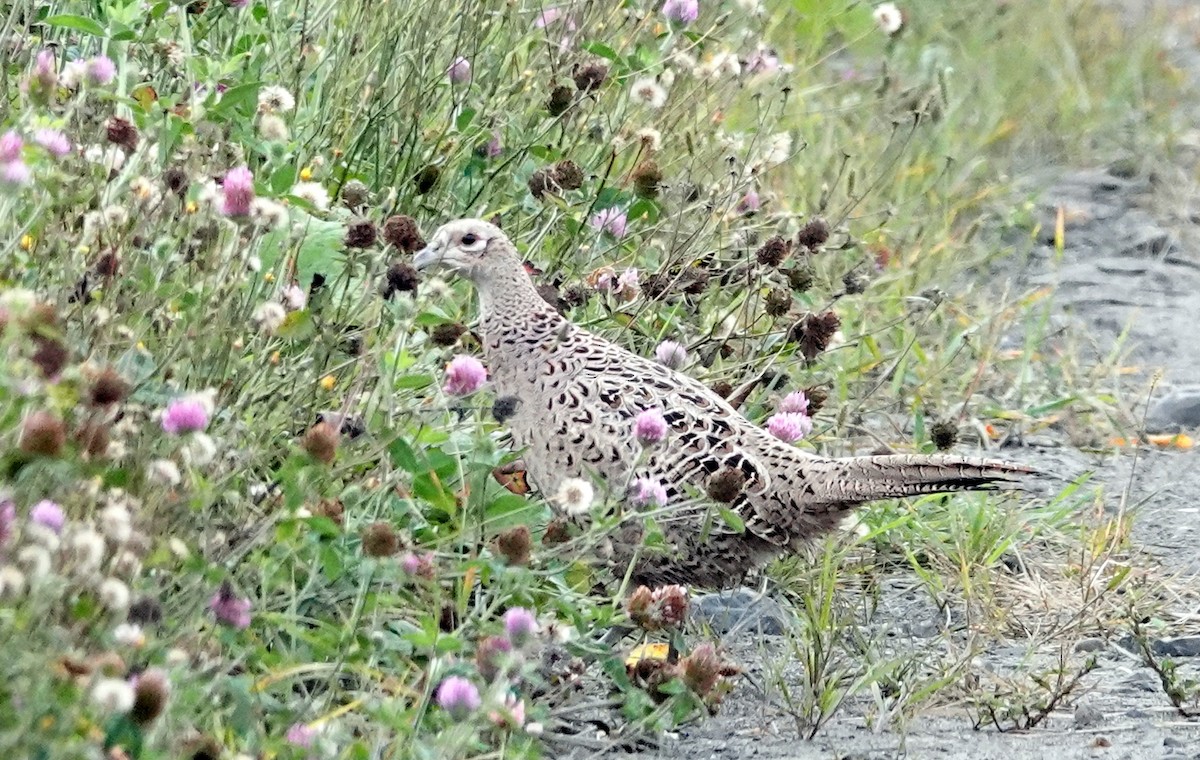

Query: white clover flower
[146,459,182,487]
[0,565,26,598]
[257,85,296,114]
[182,432,217,467]
[250,198,289,230]
[91,678,135,713]
[873,2,903,35]
[634,128,663,152]
[68,527,107,574]
[629,77,667,108]
[281,283,307,311]
[17,545,52,580]
[253,301,287,333]
[258,113,289,141]
[99,504,132,544]
[113,622,145,647]
[554,478,595,515]
[756,132,793,168]
[85,144,125,173]
[291,181,330,211]
[98,577,130,612]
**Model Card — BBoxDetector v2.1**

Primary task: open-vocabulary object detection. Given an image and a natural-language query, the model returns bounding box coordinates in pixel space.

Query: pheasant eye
[461,233,478,246]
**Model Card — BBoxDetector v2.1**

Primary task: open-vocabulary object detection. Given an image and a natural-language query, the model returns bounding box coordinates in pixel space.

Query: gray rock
[1117,635,1200,658]
[1146,390,1200,433]
[1075,638,1107,653]
[690,588,791,636]
[1074,702,1105,728]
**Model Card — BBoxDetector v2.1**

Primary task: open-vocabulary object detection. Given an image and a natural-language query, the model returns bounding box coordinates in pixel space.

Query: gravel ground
[567,4,1200,757]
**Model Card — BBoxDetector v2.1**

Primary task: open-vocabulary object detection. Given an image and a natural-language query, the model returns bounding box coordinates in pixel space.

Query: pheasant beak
[412,246,441,271]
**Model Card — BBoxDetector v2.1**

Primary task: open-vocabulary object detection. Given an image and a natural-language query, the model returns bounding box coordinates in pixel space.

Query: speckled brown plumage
[414,219,1032,589]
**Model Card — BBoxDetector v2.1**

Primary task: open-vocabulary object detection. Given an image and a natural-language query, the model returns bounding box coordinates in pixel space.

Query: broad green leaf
[44,14,105,36]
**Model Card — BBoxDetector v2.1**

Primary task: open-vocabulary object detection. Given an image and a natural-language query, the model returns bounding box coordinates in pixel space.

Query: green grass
[0,0,1183,756]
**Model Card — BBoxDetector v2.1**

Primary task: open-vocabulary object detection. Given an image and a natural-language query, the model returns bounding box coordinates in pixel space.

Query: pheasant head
[413,218,522,285]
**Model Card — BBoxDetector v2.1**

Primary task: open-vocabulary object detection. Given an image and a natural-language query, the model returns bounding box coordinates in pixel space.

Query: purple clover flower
[436,676,481,719]
[443,355,487,396]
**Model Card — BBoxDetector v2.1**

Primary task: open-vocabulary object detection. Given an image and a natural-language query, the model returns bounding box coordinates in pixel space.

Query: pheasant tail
[807,454,1034,509]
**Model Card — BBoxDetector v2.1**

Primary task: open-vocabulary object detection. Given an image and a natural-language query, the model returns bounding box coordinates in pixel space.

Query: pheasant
[413,219,1032,589]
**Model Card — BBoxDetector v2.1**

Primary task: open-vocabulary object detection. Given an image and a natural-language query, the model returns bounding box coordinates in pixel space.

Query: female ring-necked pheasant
[414,218,1032,589]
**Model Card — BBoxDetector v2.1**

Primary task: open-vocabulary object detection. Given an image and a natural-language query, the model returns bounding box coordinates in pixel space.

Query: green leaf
[275,309,315,340]
[395,373,433,390]
[388,437,420,472]
[43,14,105,36]
[209,81,262,118]
[716,506,745,534]
[103,715,144,757]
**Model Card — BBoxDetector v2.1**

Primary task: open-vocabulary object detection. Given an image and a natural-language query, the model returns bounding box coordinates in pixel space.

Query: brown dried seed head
[476,634,514,682]
[94,251,120,277]
[20,410,66,457]
[562,283,591,309]
[74,420,110,459]
[654,585,689,627]
[552,160,584,191]
[340,179,370,208]
[31,337,69,378]
[755,236,791,267]
[711,380,733,398]
[413,165,440,195]
[106,116,139,152]
[632,159,662,198]
[786,266,814,293]
[361,521,400,558]
[547,83,574,116]
[706,468,746,503]
[130,668,170,725]
[573,62,609,92]
[542,516,572,546]
[527,168,551,200]
[163,166,189,197]
[842,270,868,294]
[930,420,958,451]
[765,287,791,317]
[302,422,339,464]
[680,642,723,696]
[796,217,830,250]
[344,218,378,249]
[803,385,829,413]
[383,261,420,298]
[381,215,425,252]
[429,322,467,347]
[791,310,840,359]
[495,525,532,566]
[626,585,654,627]
[312,498,345,527]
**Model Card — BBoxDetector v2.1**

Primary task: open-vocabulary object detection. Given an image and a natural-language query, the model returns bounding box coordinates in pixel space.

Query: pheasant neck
[476,268,565,346]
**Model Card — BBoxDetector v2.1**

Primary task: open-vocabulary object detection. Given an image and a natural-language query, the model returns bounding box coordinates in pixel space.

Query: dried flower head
[106,117,139,152]
[163,166,189,197]
[383,261,420,298]
[786,266,814,293]
[628,584,690,630]
[842,270,868,295]
[573,62,608,91]
[492,395,522,422]
[257,85,296,114]
[303,422,339,464]
[20,410,65,457]
[344,218,378,248]
[542,516,572,546]
[340,179,369,208]
[381,215,425,252]
[755,236,791,267]
[31,337,69,378]
[791,310,841,359]
[400,550,436,580]
[631,160,662,198]
[413,165,440,195]
[552,160,584,190]
[361,521,400,558]
[681,642,723,695]
[796,217,830,250]
[527,168,551,200]
[736,190,760,215]
[930,420,958,450]
[130,668,170,725]
[429,322,467,347]
[706,467,746,502]
[495,525,532,565]
[765,288,791,317]
[546,83,574,116]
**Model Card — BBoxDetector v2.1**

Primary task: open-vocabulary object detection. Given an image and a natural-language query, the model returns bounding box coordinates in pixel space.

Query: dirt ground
[574,5,1200,759]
